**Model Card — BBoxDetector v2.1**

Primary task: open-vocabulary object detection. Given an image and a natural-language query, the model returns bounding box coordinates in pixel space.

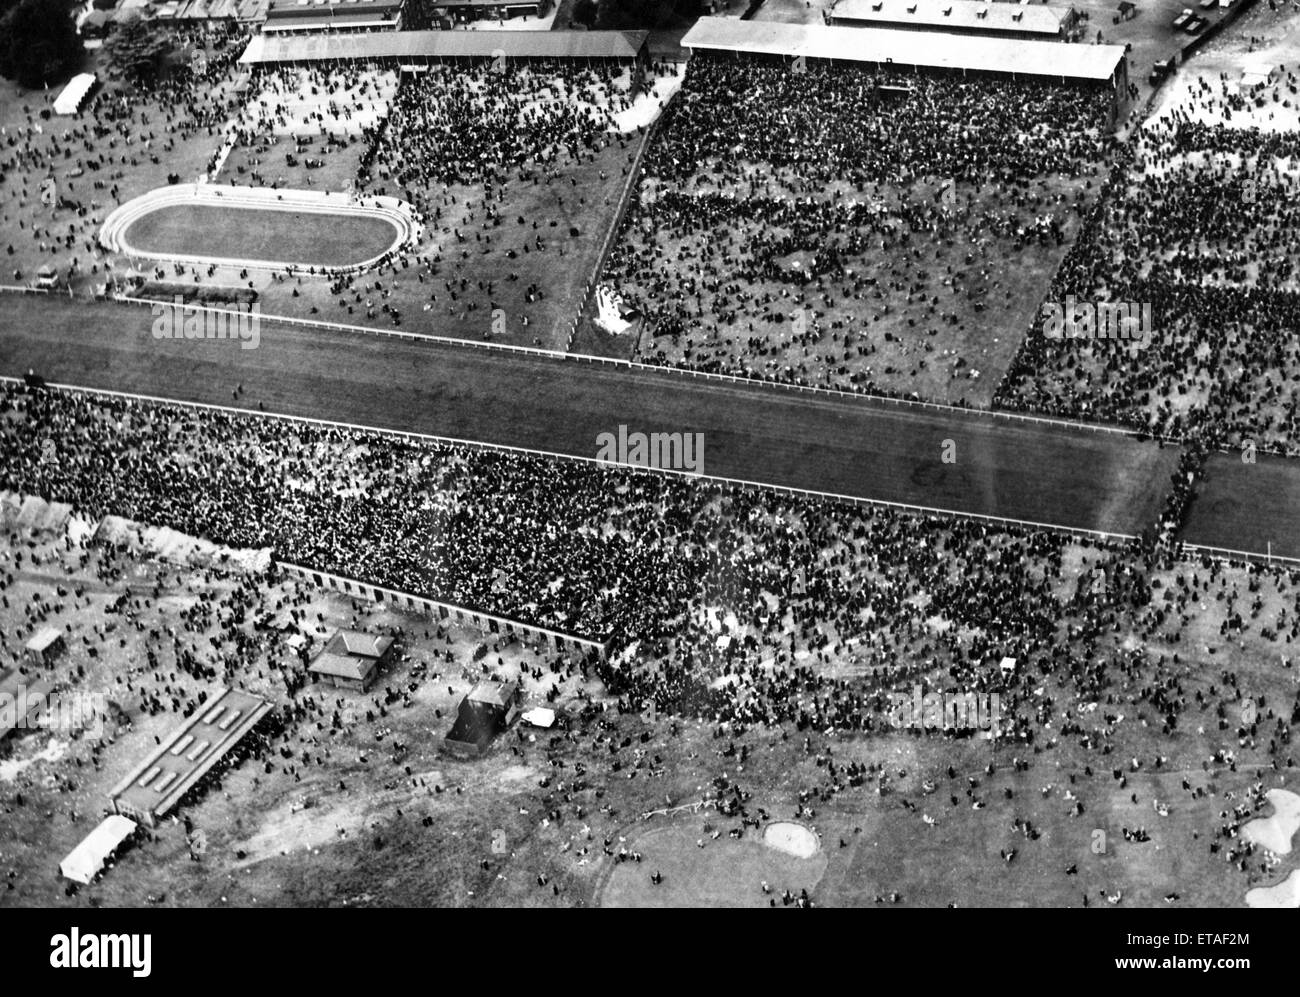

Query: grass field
[219,133,372,194]
[598,822,827,907]
[1179,450,1300,561]
[121,203,402,268]
[0,294,1184,538]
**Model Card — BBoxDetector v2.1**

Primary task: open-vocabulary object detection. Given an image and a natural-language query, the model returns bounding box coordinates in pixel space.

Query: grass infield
[121,203,401,269]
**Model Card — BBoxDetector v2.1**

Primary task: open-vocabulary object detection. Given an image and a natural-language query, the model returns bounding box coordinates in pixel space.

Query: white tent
[1241,62,1277,89]
[59,815,137,884]
[521,707,556,729]
[53,73,96,116]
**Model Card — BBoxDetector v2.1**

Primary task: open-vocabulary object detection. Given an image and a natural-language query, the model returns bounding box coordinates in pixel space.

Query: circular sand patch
[764,821,820,858]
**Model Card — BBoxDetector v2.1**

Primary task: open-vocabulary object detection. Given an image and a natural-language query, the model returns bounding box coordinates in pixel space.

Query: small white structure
[53,73,97,116]
[999,656,1017,677]
[25,626,64,666]
[521,707,556,728]
[595,285,634,335]
[1241,61,1277,89]
[59,815,137,884]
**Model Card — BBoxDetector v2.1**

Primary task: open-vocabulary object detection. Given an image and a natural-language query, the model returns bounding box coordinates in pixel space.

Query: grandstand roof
[109,687,272,824]
[681,16,1126,82]
[264,0,404,22]
[267,0,404,14]
[240,28,649,65]
[829,0,1074,36]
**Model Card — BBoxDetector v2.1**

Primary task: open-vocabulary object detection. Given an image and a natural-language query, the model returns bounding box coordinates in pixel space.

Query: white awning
[60,815,137,884]
[53,73,97,116]
[521,707,556,728]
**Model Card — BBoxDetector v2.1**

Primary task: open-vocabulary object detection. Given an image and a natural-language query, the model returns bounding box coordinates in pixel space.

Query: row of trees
[0,0,176,93]
[573,0,704,29]
[0,0,81,89]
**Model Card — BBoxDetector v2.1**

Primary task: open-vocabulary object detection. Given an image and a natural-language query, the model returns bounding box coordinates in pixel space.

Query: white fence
[95,292,1153,439]
[276,561,611,659]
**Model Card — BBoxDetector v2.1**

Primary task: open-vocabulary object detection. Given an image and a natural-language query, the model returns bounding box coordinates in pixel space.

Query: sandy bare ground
[1146,3,1300,133]
[1241,787,1300,855]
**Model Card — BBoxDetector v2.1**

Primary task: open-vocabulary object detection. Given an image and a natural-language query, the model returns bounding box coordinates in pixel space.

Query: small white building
[24,627,64,666]
[1241,61,1278,90]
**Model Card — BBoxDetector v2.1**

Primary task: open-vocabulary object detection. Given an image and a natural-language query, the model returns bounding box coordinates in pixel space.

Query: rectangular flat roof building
[681,16,1127,85]
[109,687,272,827]
[429,0,553,21]
[240,28,650,66]
[262,0,407,32]
[24,626,64,666]
[828,0,1078,40]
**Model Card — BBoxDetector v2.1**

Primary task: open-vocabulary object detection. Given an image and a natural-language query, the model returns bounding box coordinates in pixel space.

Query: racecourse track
[0,294,1188,540]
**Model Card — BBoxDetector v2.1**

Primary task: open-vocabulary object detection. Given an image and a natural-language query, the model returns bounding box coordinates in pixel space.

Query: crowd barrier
[85,289,1156,440]
[275,561,611,659]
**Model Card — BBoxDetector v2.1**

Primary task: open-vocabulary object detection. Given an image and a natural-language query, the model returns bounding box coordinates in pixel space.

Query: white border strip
[100,184,419,274]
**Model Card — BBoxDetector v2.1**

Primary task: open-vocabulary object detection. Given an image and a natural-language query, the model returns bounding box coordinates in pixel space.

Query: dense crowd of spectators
[4,381,1299,900]
[603,56,1113,397]
[995,67,1300,455]
[371,61,638,191]
[1,26,249,290]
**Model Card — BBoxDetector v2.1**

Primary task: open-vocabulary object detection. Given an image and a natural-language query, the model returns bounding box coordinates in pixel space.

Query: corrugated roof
[829,0,1073,36]
[681,16,1125,82]
[263,16,399,28]
[240,28,649,65]
[268,0,405,12]
[109,688,272,822]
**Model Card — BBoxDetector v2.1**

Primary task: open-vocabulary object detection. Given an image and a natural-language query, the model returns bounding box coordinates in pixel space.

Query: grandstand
[682,15,1126,84]
[108,688,272,827]
[261,0,407,32]
[827,0,1079,41]
[427,0,553,22]
[239,28,650,67]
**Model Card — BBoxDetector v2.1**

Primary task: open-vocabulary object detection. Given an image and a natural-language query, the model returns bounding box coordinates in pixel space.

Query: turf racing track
[2,294,1192,543]
[100,184,420,272]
